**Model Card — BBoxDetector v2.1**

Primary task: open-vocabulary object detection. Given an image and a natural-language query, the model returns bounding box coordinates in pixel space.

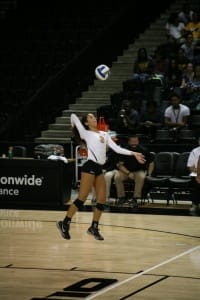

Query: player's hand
[128,172,134,180]
[132,152,146,164]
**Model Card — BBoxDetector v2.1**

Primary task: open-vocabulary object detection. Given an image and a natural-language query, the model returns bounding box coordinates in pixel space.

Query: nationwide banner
[0,158,73,207]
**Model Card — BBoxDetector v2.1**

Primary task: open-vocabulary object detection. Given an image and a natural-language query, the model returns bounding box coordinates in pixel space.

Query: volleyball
[95,64,110,80]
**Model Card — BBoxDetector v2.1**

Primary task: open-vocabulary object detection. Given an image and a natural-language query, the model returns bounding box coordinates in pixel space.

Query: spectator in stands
[185,11,200,45]
[132,47,154,82]
[114,135,154,205]
[165,12,186,45]
[180,62,195,89]
[180,32,197,62]
[164,92,190,142]
[139,101,163,142]
[187,138,200,215]
[151,48,169,81]
[116,99,140,135]
[180,62,200,104]
[145,49,169,98]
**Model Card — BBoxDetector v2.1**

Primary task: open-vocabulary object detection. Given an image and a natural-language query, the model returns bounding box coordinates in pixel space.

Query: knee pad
[96,202,104,211]
[73,199,84,209]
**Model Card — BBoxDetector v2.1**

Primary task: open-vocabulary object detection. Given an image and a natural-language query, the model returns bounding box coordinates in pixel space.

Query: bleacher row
[97,95,200,148]
[93,0,200,146]
[97,53,200,145]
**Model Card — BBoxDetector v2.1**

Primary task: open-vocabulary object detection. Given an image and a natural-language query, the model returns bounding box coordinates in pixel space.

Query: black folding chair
[143,152,177,205]
[169,152,192,203]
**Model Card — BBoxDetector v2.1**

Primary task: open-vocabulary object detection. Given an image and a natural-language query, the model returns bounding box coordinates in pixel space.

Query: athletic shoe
[56,221,71,239]
[87,226,104,240]
[117,197,126,205]
[132,198,139,208]
[189,205,199,216]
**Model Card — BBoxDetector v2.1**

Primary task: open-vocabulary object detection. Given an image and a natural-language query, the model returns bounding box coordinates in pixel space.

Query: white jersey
[187,146,200,177]
[164,104,190,123]
[71,113,132,165]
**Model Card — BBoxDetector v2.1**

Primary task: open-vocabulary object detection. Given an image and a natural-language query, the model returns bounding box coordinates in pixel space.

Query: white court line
[86,245,200,300]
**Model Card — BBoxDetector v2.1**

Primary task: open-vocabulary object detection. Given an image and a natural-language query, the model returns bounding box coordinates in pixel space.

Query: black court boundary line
[0,265,143,275]
[0,217,200,239]
[119,275,168,300]
[0,265,200,281]
[102,223,200,239]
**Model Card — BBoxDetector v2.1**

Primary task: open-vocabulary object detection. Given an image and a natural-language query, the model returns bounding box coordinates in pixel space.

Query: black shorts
[81,160,103,176]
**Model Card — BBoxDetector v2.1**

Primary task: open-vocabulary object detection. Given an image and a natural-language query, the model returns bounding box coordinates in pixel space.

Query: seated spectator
[151,48,169,80]
[180,62,200,104]
[114,135,154,205]
[165,12,186,45]
[116,99,140,135]
[185,12,200,45]
[180,62,195,89]
[164,92,190,141]
[138,101,163,142]
[132,47,154,82]
[181,32,197,62]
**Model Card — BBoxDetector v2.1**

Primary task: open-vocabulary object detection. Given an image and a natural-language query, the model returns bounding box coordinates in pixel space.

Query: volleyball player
[56,113,145,240]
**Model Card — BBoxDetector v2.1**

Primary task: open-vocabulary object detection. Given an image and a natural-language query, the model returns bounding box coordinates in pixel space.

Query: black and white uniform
[187,145,200,205]
[71,113,133,176]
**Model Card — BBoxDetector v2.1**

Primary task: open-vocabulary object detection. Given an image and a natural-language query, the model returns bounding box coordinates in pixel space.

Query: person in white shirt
[187,139,200,215]
[164,92,190,141]
[56,113,145,240]
[165,13,186,44]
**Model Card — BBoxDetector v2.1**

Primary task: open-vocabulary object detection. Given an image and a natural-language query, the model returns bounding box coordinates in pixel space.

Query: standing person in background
[57,113,145,240]
[187,139,200,215]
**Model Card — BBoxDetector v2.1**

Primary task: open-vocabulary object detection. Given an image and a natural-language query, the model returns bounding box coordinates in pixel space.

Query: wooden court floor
[0,209,199,300]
